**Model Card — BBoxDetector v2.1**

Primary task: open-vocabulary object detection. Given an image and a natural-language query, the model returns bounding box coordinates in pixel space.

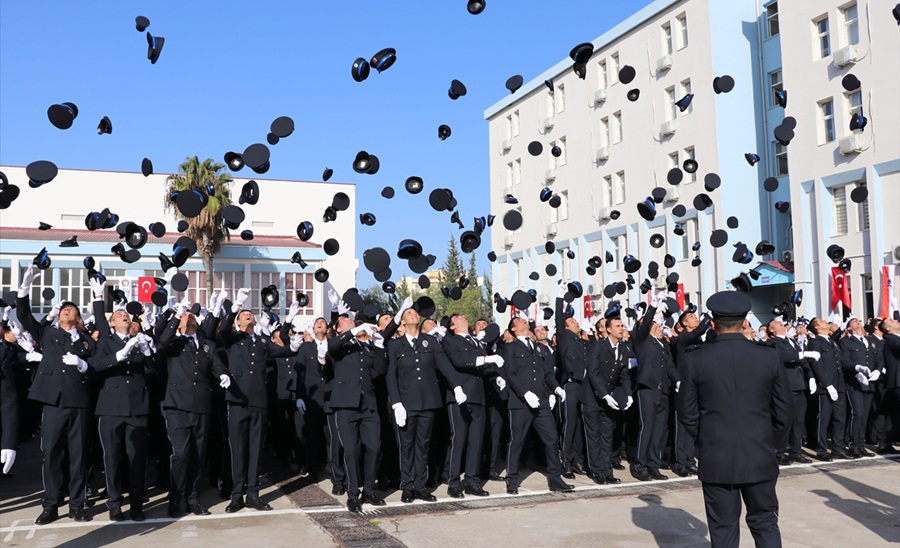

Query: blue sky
[0,1,653,289]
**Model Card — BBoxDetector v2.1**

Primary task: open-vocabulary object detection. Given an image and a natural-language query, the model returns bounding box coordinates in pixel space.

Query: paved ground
[1,438,898,547]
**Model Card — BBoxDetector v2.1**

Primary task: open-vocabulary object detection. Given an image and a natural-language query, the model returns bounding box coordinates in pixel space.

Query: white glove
[350,323,376,336]
[393,403,407,427]
[486,355,505,368]
[453,386,467,405]
[854,365,871,376]
[827,312,841,325]
[286,300,301,322]
[290,333,302,352]
[840,316,852,331]
[115,337,142,361]
[809,378,817,394]
[137,333,152,356]
[475,331,486,341]
[212,290,228,317]
[650,292,660,308]
[786,327,797,339]
[17,265,36,297]
[496,377,506,391]
[10,322,22,338]
[1,306,10,322]
[628,358,638,369]
[625,396,634,410]
[557,279,569,298]
[26,351,43,363]
[258,312,271,331]
[47,302,62,321]
[675,381,681,393]
[208,291,220,313]
[555,386,566,402]
[336,300,351,315]
[869,369,882,382]
[62,352,89,374]
[549,394,557,410]
[219,374,231,388]
[327,288,340,313]
[89,278,106,300]
[602,394,620,410]
[174,296,190,318]
[232,287,251,312]
[395,296,414,325]
[800,351,820,361]
[372,331,385,349]
[524,391,541,408]
[547,325,557,340]
[855,372,869,386]
[657,299,669,315]
[428,325,447,338]
[296,399,306,413]
[17,336,34,353]
[826,385,838,401]
[291,317,308,335]
[1,449,16,474]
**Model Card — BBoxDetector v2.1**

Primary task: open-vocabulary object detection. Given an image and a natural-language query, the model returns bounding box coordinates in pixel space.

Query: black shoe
[35,508,58,525]
[362,492,386,506]
[571,463,588,476]
[416,490,437,502]
[631,467,652,482]
[548,479,575,492]
[71,508,92,522]
[464,486,490,497]
[776,455,793,466]
[847,449,862,459]
[591,475,607,485]
[561,467,576,480]
[672,465,693,476]
[816,452,833,462]
[246,497,273,511]
[506,486,519,495]
[109,509,125,522]
[225,499,245,513]
[167,502,183,518]
[611,462,625,470]
[347,499,363,513]
[859,448,875,457]
[648,470,668,481]
[603,475,622,484]
[489,472,506,482]
[400,490,415,503]
[447,486,464,499]
[686,463,700,474]
[331,484,346,496]
[791,454,812,464]
[130,508,146,522]
[876,446,899,455]
[832,450,851,460]
[187,504,211,516]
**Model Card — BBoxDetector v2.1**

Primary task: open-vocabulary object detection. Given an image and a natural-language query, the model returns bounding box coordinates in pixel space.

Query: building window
[612,111,623,144]
[21,267,55,315]
[679,79,693,114]
[512,110,519,136]
[610,236,625,271]
[766,3,780,37]
[858,186,869,231]
[615,171,626,204]
[666,86,677,121]
[513,258,523,288]
[833,185,848,235]
[600,117,610,147]
[554,136,567,166]
[506,162,514,189]
[546,91,555,118]
[598,60,608,90]
[557,249,572,280]
[551,191,570,222]
[862,273,874,319]
[57,268,92,313]
[846,89,862,121]
[674,221,690,261]
[676,14,689,49]
[816,16,831,58]
[774,142,788,176]
[514,159,521,185]
[603,175,614,207]
[662,22,673,55]
[610,53,620,84]
[684,146,697,182]
[285,272,315,316]
[841,3,859,46]
[819,99,836,143]
[556,84,566,114]
[0,266,11,299]
[769,69,783,108]
[669,151,680,170]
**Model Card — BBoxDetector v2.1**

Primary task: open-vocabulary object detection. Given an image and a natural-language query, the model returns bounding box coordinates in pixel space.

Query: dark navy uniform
[770,334,812,461]
[840,334,876,455]
[0,340,21,463]
[554,298,588,471]
[878,333,900,451]
[807,333,846,457]
[584,337,632,480]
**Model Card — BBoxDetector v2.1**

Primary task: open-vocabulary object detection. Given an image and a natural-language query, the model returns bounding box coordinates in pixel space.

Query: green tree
[426,235,493,324]
[360,284,391,312]
[164,156,234,299]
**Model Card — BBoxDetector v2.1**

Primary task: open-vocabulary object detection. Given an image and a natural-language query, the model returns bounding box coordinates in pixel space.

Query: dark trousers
[506,406,561,488]
[274,398,306,465]
[98,414,148,510]
[303,403,326,475]
[702,479,782,548]
[560,381,585,467]
[847,389,873,450]
[878,387,900,448]
[582,403,616,478]
[163,408,209,506]
[673,393,695,466]
[227,404,267,500]
[447,402,485,489]
[334,407,381,498]
[816,392,847,453]
[636,388,668,471]
[326,412,345,486]
[40,405,91,511]
[395,409,435,491]
[485,397,507,475]
[783,391,807,457]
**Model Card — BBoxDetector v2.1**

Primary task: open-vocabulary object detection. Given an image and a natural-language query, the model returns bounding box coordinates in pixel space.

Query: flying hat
[730,273,753,293]
[551,146,562,158]
[627,88,641,102]
[756,240,775,256]
[693,193,714,211]
[487,251,497,262]
[296,221,314,241]
[664,254,676,269]
[359,212,377,226]
[146,32,165,64]
[314,268,329,283]
[637,197,657,221]
[97,116,113,135]
[726,216,739,229]
[324,238,340,256]
[528,271,540,281]
[240,230,254,241]
[47,102,78,130]
[405,176,424,194]
[546,264,558,276]
[352,57,370,82]
[775,201,790,213]
[667,167,684,185]
[651,187,667,203]
[672,204,686,217]
[429,188,454,211]
[124,223,148,249]
[224,152,244,172]
[549,195,562,208]
[438,124,452,140]
[381,186,396,199]
[691,256,702,267]
[587,255,601,268]
[763,177,779,192]
[222,204,245,230]
[261,285,279,309]
[332,192,351,212]
[586,265,597,276]
[243,143,271,173]
[850,111,868,132]
[569,42,594,65]
[774,89,787,109]
[149,222,166,238]
[623,255,641,273]
[619,65,636,84]
[270,116,294,138]
[649,233,665,248]
[503,210,523,231]
[850,185,868,203]
[111,243,141,264]
[839,258,852,273]
[566,250,576,259]
[712,75,735,94]
[151,287,168,308]
[745,153,760,166]
[528,141,543,156]
[683,159,698,174]
[448,79,468,100]
[673,224,685,236]
[675,93,694,112]
[175,190,208,218]
[841,73,861,91]
[26,160,59,186]
[239,181,260,205]
[370,48,397,73]
[60,235,78,248]
[363,247,390,273]
[732,242,754,264]
[506,75,523,94]
[460,231,481,253]
[710,229,729,248]
[398,239,423,260]
[290,251,308,269]
[158,253,175,272]
[791,289,803,307]
[567,281,584,298]
[704,173,721,192]
[170,273,189,292]
[33,247,51,270]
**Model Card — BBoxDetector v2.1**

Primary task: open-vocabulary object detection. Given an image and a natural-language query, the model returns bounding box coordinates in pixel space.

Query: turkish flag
[676,284,685,311]
[830,267,851,311]
[137,276,155,303]
[583,296,592,318]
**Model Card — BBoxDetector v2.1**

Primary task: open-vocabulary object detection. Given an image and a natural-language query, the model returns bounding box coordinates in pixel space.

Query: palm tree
[164,156,234,300]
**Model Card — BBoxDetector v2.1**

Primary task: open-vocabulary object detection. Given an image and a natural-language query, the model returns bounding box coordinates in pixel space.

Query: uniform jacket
[386,333,459,411]
[807,334,846,393]
[839,335,876,393]
[299,340,331,411]
[585,338,633,409]
[90,333,153,416]
[441,333,496,405]
[328,331,386,409]
[158,317,228,414]
[633,305,680,394]
[679,333,790,484]
[883,334,900,390]
[502,337,560,410]
[770,335,811,392]
[555,297,590,385]
[0,342,21,450]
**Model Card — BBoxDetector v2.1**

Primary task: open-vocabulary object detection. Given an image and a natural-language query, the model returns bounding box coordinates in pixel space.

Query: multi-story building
[483,0,898,324]
[0,166,357,319]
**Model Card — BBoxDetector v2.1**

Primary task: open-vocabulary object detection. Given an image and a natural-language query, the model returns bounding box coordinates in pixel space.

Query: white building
[0,165,357,319]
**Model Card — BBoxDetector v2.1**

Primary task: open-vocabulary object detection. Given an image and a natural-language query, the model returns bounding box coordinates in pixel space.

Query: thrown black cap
[712,75,735,94]
[691,256,702,267]
[48,102,78,130]
[623,255,641,273]
[26,160,59,185]
[704,173,721,192]
[243,143,270,171]
[135,16,150,31]
[363,247,390,273]
[224,152,244,172]
[429,188,454,212]
[360,212,377,226]
[528,141,543,156]
[732,242,754,264]
[398,239,423,260]
[667,168,683,185]
[97,116,113,135]
[649,233,664,248]
[763,177,779,192]
[177,219,189,233]
[693,193,713,211]
[381,186,395,199]
[176,190,208,218]
[850,185,868,203]
[545,264,557,276]
[627,88,641,102]
[460,231,481,253]
[569,42,594,65]
[726,216,739,229]
[314,268,329,283]
[323,206,336,222]
[745,153,760,166]
[405,176,424,194]
[841,74,861,92]
[371,47,397,73]
[487,251,497,262]
[438,124,452,140]
[270,116,294,138]
[510,290,532,311]
[826,244,845,263]
[731,273,753,293]
[710,229,728,248]
[324,238,340,256]
[146,32,165,64]
[140,157,153,177]
[637,197,657,221]
[756,240,775,256]
[619,65,636,85]
[673,224,685,236]
[651,187,667,203]
[240,230,254,241]
[672,204,686,217]
[124,223,148,249]
[332,192,351,212]
[171,273,189,292]
[549,195,562,208]
[683,159,698,174]
[449,79,468,100]
[59,235,78,248]
[126,301,143,316]
[239,180,259,205]
[414,296,436,318]
[151,288,168,307]
[352,57,370,82]
[222,204,245,230]
[545,241,556,254]
[506,75,524,94]
[664,254,676,269]
[775,201,790,214]
[503,210,523,231]
[528,271,539,281]
[296,221,314,241]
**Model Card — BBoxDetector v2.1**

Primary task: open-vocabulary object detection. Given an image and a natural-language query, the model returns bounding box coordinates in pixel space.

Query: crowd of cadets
[1,267,899,523]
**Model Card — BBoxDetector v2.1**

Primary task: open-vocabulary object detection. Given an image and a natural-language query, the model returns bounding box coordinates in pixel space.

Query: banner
[675,283,685,311]
[881,265,896,318]
[583,295,592,318]
[829,267,851,311]
[137,276,155,303]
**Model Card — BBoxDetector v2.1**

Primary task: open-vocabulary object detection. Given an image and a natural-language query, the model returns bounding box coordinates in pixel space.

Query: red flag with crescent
[830,267,851,311]
[137,276,155,303]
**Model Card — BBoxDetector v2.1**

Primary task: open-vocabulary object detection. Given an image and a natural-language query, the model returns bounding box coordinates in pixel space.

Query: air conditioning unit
[501,139,512,152]
[594,147,610,162]
[503,236,514,248]
[664,186,680,202]
[839,133,864,155]
[538,293,550,304]
[593,89,607,105]
[834,45,858,67]
[544,169,556,182]
[543,117,555,130]
[545,223,558,237]
[782,249,794,262]
[660,120,677,136]
[656,54,672,72]
[598,206,613,220]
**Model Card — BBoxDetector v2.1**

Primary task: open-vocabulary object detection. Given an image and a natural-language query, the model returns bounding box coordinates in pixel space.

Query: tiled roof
[756,260,794,274]
[0,226,319,249]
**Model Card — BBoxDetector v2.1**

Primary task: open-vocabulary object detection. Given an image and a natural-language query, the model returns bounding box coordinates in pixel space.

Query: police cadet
[220,288,302,512]
[669,307,709,477]
[584,310,632,485]
[441,313,504,498]
[158,298,230,517]
[806,317,848,460]
[679,290,790,548]
[328,316,386,512]
[555,280,589,478]
[502,315,573,495]
[877,317,900,454]
[840,317,878,457]
[0,320,21,476]
[17,265,96,525]
[89,287,155,522]
[387,305,467,504]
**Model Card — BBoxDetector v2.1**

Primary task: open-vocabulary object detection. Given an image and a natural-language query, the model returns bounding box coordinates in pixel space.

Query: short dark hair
[713,316,744,331]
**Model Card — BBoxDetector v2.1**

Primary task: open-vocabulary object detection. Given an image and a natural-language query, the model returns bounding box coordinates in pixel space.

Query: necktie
[467,335,476,347]
[410,337,417,347]
[526,339,534,353]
